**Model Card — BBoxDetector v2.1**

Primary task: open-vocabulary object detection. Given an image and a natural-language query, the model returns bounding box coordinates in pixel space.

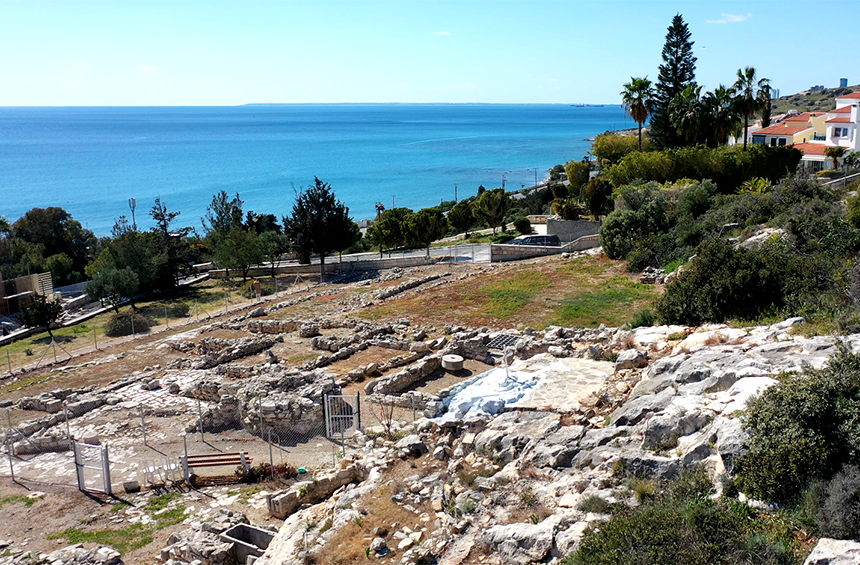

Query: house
[751,112,828,148]
[789,91,860,172]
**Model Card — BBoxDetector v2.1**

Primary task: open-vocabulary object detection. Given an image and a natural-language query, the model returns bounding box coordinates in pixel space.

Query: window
[778,138,787,146]
[834,127,850,138]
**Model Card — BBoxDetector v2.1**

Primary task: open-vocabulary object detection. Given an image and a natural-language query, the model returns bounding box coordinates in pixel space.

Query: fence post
[181,433,189,480]
[63,401,72,448]
[140,404,147,446]
[196,299,200,322]
[52,339,58,364]
[224,291,228,313]
[165,306,169,329]
[268,429,274,475]
[323,393,330,438]
[258,402,264,437]
[356,391,361,431]
[197,399,204,443]
[131,315,135,337]
[93,328,98,350]
[102,444,112,496]
[5,410,15,482]
[6,350,11,377]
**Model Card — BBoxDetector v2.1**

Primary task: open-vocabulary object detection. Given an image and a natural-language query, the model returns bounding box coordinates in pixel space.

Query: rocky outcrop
[803,538,860,565]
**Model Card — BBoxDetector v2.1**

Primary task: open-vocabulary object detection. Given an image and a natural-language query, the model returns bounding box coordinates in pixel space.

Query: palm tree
[758,78,773,128]
[733,67,768,150]
[0,216,9,238]
[669,84,703,145]
[703,85,740,147]
[825,146,848,171]
[620,77,655,151]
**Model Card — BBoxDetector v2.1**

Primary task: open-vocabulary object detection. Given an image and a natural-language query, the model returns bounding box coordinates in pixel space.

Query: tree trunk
[743,119,749,150]
[319,254,326,282]
[638,122,643,151]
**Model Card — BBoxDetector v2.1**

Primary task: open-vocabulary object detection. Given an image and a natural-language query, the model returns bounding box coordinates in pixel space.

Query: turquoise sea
[0,104,634,235]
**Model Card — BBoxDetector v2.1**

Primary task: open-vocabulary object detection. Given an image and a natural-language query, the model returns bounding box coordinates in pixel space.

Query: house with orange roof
[784,91,860,172]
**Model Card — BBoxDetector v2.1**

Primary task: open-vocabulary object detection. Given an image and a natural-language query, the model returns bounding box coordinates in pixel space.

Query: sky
[1,0,858,106]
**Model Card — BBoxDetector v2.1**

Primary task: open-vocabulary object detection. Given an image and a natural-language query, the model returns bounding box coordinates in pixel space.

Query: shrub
[655,239,783,325]
[104,312,151,337]
[591,133,644,166]
[564,160,590,190]
[577,495,611,514]
[566,470,796,565]
[736,347,860,504]
[171,302,191,317]
[513,217,532,235]
[817,466,860,539]
[630,309,654,329]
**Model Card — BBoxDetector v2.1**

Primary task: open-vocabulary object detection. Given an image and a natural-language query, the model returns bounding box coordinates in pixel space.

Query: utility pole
[128,198,137,231]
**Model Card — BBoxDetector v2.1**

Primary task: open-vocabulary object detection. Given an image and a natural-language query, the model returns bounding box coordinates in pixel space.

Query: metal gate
[323,394,360,439]
[74,442,112,495]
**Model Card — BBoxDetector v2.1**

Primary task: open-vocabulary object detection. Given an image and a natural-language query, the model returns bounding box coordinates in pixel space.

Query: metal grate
[486,334,521,350]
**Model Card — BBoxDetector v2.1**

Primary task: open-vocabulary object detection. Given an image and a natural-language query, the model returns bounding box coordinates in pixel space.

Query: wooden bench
[180,451,253,480]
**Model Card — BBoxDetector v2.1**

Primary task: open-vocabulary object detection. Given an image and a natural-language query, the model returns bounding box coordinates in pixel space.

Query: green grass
[48,493,186,556]
[550,277,655,328]
[48,524,153,555]
[0,493,43,508]
[480,271,552,319]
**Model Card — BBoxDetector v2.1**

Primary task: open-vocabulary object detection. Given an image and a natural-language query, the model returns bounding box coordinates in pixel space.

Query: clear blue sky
[1,0,857,106]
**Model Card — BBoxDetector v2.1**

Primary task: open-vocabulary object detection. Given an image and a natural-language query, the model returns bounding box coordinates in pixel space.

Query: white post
[197,399,204,443]
[323,393,331,438]
[140,404,147,446]
[93,328,98,350]
[52,339,58,364]
[181,433,189,480]
[63,401,72,448]
[102,444,112,496]
[6,410,15,482]
[165,306,169,329]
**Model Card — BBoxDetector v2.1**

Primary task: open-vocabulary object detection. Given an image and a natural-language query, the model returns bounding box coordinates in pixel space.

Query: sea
[0,104,634,235]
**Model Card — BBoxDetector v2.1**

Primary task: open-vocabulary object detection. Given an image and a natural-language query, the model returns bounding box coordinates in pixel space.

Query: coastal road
[264,243,492,270]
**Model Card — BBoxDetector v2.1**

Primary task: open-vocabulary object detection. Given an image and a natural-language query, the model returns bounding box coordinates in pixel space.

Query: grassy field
[359,255,658,330]
[0,276,286,374]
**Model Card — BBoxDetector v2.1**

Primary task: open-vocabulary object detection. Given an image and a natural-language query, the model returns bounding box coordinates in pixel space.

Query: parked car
[509,234,561,246]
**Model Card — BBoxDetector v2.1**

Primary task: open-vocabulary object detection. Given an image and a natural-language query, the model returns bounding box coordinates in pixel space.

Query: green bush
[564,160,590,190]
[605,145,802,193]
[104,312,151,337]
[736,347,860,505]
[655,239,783,325]
[513,217,532,235]
[566,469,796,565]
[630,309,655,329]
[591,133,645,166]
[171,302,191,317]
[817,466,860,539]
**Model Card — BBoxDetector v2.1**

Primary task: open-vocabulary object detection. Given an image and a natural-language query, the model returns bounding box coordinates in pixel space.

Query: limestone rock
[803,538,860,565]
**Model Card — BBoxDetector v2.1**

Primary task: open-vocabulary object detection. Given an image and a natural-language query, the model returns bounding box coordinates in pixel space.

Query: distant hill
[772,85,860,114]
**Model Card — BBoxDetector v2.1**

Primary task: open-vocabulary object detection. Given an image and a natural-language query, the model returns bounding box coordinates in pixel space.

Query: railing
[822,171,860,190]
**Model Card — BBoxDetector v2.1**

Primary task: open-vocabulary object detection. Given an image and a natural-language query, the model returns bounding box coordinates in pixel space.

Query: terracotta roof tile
[753,124,813,136]
[830,106,853,114]
[826,117,852,123]
[792,142,828,156]
[839,91,860,100]
[785,112,824,122]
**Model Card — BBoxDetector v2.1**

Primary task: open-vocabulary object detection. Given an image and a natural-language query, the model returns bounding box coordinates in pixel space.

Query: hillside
[772,84,860,114]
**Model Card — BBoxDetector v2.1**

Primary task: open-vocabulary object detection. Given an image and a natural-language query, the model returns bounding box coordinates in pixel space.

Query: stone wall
[545,218,600,243]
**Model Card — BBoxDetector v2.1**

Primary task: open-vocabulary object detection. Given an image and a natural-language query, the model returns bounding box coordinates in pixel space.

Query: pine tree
[649,14,697,149]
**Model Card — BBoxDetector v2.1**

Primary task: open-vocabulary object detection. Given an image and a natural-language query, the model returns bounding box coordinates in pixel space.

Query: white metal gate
[74,442,112,495]
[323,394,360,439]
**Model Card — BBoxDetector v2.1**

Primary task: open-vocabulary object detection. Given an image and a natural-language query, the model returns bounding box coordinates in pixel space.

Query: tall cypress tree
[650,14,697,149]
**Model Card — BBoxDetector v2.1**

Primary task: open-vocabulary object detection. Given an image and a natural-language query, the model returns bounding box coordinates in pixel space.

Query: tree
[212,225,263,283]
[620,77,655,151]
[150,198,193,290]
[759,78,773,128]
[703,84,741,146]
[18,293,63,339]
[85,267,140,313]
[826,146,848,171]
[564,160,590,191]
[669,84,703,145]
[733,66,768,150]
[448,201,476,236]
[283,177,359,280]
[404,209,448,255]
[366,208,412,257]
[649,14,697,150]
[375,202,385,219]
[245,211,280,234]
[259,230,290,277]
[202,191,244,237]
[11,207,96,283]
[582,178,614,219]
[473,188,511,234]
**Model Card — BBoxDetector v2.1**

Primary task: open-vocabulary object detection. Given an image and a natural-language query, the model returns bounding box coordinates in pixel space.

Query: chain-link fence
[1,379,423,494]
